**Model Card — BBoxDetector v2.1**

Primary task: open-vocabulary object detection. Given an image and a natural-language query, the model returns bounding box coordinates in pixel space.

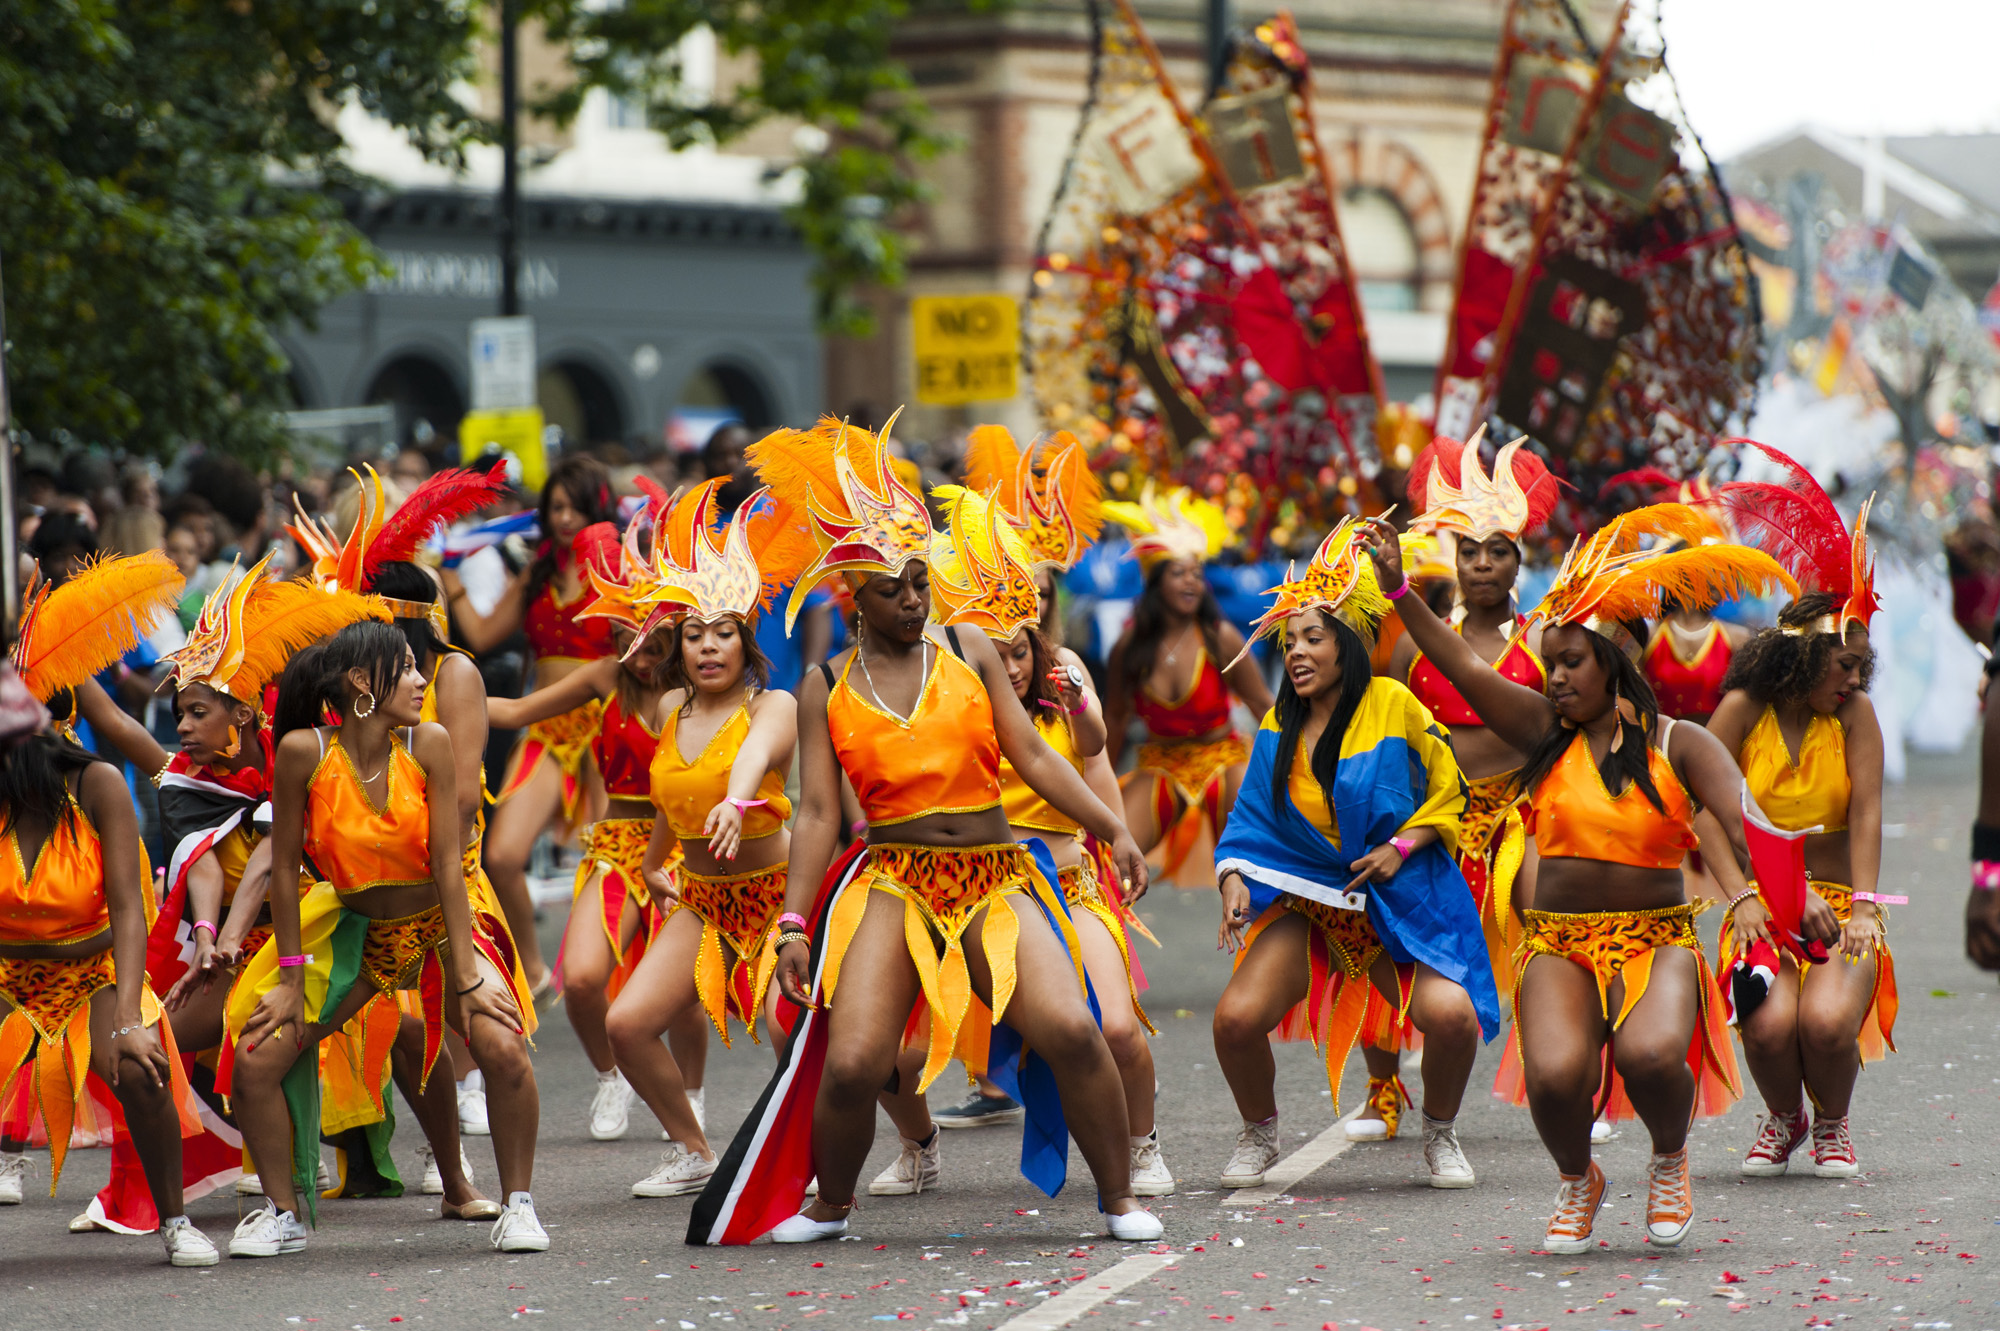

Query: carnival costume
[688,419,1096,1246]
[1102,482,1246,880]
[1212,521,1501,1109]
[1703,443,1896,1064]
[1606,470,1741,721]
[1501,502,1796,1123]
[2,555,202,1195]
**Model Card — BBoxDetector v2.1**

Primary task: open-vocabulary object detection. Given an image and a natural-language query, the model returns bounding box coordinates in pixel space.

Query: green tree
[535,0,988,337]
[0,0,483,459]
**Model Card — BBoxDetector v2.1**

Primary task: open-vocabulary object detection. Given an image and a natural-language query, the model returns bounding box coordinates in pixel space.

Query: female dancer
[1363,435,1557,1142]
[221,621,543,1255]
[442,455,621,993]
[0,554,217,1264]
[1101,483,1272,881]
[1361,506,1792,1252]
[1607,471,1748,725]
[1209,521,1497,1191]
[590,480,805,1197]
[1701,446,1891,1177]
[688,418,1156,1246]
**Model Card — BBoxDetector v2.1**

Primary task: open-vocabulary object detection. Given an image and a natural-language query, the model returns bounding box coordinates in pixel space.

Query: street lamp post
[498,0,522,317]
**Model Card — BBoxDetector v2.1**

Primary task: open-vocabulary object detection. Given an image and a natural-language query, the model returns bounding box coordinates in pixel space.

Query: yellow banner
[459,407,547,492]
[912,294,1020,405]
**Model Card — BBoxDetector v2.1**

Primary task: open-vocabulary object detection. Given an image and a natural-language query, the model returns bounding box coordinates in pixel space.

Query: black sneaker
[932,1091,1025,1129]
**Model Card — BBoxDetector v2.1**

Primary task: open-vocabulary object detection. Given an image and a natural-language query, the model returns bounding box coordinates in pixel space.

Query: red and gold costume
[494,580,617,826]
[568,693,666,1002]
[1641,620,1734,721]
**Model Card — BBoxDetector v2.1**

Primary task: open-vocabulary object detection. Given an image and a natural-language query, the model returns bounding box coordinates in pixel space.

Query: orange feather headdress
[963,425,1105,573]
[163,552,390,703]
[1229,518,1389,670]
[11,552,185,703]
[747,410,933,631]
[1406,428,1560,544]
[1524,503,1797,640]
[1697,439,1879,639]
[927,485,1043,641]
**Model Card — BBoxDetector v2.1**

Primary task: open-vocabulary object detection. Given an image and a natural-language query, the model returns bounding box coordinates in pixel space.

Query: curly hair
[1720,591,1876,707]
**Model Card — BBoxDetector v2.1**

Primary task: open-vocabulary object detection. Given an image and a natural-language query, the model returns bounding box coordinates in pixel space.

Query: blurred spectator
[389,447,433,491]
[185,454,271,560]
[99,466,165,557]
[701,422,756,515]
[19,465,60,511]
[29,511,98,584]
[162,492,222,563]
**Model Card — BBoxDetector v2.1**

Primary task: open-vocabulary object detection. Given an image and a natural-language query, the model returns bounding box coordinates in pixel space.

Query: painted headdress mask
[1406,429,1560,544]
[963,426,1105,573]
[163,551,389,704]
[1700,440,1879,639]
[1229,518,1389,669]
[927,485,1044,641]
[747,411,933,630]
[11,552,184,704]
[1100,481,1231,572]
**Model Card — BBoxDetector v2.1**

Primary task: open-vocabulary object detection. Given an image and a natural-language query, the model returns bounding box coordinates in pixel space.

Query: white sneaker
[228,1201,307,1258]
[490,1195,550,1252]
[1129,1132,1176,1197]
[160,1215,219,1267]
[459,1073,490,1137]
[1422,1117,1476,1189]
[589,1070,634,1141]
[0,1152,29,1204]
[1590,1118,1614,1144]
[418,1145,476,1196]
[236,1158,331,1197]
[770,1209,849,1242]
[1220,1118,1280,1189]
[1105,1207,1164,1242]
[665,1087,706,1141]
[632,1143,718,1198]
[868,1131,942,1196]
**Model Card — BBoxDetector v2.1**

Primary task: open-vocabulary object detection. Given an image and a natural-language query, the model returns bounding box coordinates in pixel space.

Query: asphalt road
[8,744,1999,1331]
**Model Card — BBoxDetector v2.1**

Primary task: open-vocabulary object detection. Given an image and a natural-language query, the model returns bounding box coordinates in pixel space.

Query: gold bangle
[774,930,810,951]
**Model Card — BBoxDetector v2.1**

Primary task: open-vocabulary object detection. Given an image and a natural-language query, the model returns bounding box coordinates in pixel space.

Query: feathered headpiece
[1406,429,1560,544]
[1230,518,1389,669]
[963,425,1105,572]
[163,553,390,703]
[1100,481,1231,572]
[1698,440,1879,638]
[747,411,933,630]
[11,553,185,703]
[1398,530,1455,584]
[1524,503,1797,640]
[589,479,814,655]
[927,485,1044,641]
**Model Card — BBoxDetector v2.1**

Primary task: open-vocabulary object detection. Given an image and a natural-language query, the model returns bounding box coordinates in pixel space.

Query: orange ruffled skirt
[669,861,789,1047]
[1716,880,1897,1063]
[570,817,668,1003]
[1123,732,1248,882]
[1497,904,1740,1122]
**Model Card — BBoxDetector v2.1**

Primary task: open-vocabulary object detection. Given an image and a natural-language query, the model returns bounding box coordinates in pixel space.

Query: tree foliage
[0,0,483,459]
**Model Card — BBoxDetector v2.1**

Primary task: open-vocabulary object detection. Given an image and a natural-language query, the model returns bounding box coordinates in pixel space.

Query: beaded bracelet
[774,930,811,952]
[1723,886,1759,914]
[276,953,313,968]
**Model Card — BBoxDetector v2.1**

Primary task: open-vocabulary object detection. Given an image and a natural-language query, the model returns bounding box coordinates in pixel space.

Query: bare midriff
[532,655,592,689]
[679,825,790,880]
[871,805,1015,850]
[1533,859,1685,915]
[1011,825,1085,870]
[0,929,112,961]
[1802,830,1853,886]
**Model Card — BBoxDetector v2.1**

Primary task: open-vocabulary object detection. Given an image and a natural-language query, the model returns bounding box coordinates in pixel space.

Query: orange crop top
[596,693,659,800]
[303,731,433,896]
[1132,647,1233,739]
[1525,724,1697,869]
[999,713,1082,836]
[525,583,617,663]
[1409,626,1547,728]
[828,642,1002,827]
[649,701,791,841]
[1741,707,1849,833]
[0,800,108,945]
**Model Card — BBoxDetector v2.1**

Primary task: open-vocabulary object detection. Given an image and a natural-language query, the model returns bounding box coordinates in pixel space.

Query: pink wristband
[192,920,218,937]
[1975,861,2000,891]
[276,954,312,968]
[778,912,809,933]
[727,796,768,812]
[1388,835,1415,859]
[1850,891,1907,905]
[1385,579,1410,601]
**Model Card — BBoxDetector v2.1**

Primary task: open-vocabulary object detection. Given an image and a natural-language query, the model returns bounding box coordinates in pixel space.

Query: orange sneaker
[1542,1160,1607,1254]
[1645,1147,1694,1247]
[1343,1076,1410,1142]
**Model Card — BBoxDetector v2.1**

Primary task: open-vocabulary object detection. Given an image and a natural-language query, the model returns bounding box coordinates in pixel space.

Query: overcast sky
[1658,0,2000,158]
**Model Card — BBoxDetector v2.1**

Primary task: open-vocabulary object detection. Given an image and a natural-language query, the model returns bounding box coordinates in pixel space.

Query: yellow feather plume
[222,580,391,703]
[13,552,184,702]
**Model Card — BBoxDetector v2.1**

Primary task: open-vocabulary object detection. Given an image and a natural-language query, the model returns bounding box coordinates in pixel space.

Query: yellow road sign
[912,294,1020,405]
[460,406,548,491]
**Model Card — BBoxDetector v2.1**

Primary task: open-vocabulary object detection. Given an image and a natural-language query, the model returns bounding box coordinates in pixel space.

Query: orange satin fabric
[304,732,433,896]
[998,712,1082,836]
[650,702,790,841]
[1525,730,1696,869]
[828,646,1001,826]
[0,803,108,945]
[1741,706,1849,833]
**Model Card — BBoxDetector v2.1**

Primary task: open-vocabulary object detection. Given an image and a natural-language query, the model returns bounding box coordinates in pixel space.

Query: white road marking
[1227,1104,1367,1202]
[992,1251,1178,1330]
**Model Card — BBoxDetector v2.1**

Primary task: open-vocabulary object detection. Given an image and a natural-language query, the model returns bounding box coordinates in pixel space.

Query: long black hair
[1720,590,1876,707]
[371,560,452,672]
[0,731,100,834]
[1269,610,1374,826]
[1513,626,1669,814]
[523,455,616,609]
[272,620,411,741]
[1120,559,1225,693]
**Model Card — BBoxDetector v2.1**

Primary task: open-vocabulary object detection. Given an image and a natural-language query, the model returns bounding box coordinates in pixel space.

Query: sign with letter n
[912,294,1021,406]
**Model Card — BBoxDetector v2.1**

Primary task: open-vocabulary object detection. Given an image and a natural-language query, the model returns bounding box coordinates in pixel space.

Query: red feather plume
[1702,440,1853,596]
[1404,436,1465,508]
[1601,468,1678,499]
[362,463,507,586]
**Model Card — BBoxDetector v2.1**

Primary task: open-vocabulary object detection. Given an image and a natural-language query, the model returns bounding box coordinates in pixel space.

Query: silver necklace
[1162,623,1196,667]
[858,640,931,724]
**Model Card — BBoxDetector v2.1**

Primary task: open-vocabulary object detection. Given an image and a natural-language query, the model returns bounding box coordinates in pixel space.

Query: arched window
[1341,185,1422,313]
[537,358,626,449]
[365,354,465,452]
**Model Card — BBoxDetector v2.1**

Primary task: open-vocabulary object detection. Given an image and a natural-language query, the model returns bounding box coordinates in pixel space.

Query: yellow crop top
[1741,706,1849,833]
[1287,743,1340,848]
[999,712,1082,836]
[649,702,791,841]
[214,823,257,905]
[303,730,433,896]
[827,643,1002,827]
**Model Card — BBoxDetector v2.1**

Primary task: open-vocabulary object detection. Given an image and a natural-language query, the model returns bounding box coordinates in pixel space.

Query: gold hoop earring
[355,691,376,719]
